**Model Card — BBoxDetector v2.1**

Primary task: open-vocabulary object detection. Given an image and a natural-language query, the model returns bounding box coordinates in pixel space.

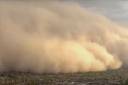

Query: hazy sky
[1,0,128,23]
[74,0,128,23]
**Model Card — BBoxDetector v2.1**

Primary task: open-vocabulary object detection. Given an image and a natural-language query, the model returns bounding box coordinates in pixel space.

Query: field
[0,68,127,85]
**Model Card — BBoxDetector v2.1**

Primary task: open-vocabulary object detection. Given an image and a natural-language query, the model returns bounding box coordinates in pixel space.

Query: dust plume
[0,1,127,73]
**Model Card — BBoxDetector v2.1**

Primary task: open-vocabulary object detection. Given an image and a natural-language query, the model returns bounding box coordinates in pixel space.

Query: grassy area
[0,68,127,85]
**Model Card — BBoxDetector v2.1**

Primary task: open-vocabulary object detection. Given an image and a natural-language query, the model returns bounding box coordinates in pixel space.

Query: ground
[0,67,127,85]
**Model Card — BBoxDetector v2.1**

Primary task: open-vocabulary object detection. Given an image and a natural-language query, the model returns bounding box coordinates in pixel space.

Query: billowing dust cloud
[0,2,127,73]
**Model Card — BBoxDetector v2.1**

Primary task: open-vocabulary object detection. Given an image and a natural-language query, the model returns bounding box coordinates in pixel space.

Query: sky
[1,0,128,23]
[73,0,128,23]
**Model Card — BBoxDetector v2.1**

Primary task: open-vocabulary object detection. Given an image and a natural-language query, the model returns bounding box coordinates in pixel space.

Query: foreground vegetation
[0,67,127,85]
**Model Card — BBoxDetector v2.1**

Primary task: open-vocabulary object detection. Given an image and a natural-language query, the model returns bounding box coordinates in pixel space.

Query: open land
[0,67,127,85]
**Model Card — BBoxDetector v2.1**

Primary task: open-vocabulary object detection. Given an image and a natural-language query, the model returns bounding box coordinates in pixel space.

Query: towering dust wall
[0,1,127,73]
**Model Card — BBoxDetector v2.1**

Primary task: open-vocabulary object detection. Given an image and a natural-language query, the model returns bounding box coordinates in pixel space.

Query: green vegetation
[0,68,127,85]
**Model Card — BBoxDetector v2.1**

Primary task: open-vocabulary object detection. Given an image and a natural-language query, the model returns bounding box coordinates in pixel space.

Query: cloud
[0,2,127,73]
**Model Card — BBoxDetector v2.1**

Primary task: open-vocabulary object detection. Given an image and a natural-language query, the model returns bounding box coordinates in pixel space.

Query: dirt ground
[0,67,127,85]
